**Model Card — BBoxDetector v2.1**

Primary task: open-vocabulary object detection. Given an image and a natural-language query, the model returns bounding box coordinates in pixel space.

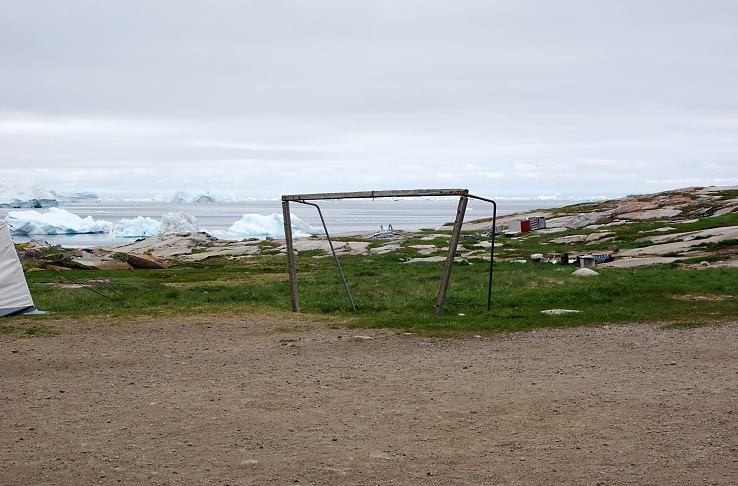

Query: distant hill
[484,186,738,268]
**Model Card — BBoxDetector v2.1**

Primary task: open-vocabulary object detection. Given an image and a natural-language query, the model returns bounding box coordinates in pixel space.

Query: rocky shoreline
[16,186,738,271]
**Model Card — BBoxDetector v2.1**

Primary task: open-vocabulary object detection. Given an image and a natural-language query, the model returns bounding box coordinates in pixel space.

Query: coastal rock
[69,256,133,270]
[572,268,599,277]
[102,232,271,261]
[614,199,659,213]
[710,205,738,217]
[618,226,738,257]
[408,244,440,256]
[546,211,612,229]
[125,253,169,269]
[550,231,615,244]
[600,257,681,268]
[618,208,682,220]
[550,234,588,244]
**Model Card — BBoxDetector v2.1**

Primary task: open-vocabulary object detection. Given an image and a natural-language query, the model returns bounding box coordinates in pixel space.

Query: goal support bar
[281,189,496,316]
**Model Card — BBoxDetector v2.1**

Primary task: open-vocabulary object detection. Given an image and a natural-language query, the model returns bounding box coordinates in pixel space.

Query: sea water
[1,198,576,248]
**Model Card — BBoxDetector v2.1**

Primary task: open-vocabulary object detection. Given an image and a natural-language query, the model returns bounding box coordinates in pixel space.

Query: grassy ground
[14,189,738,335]
[20,250,738,335]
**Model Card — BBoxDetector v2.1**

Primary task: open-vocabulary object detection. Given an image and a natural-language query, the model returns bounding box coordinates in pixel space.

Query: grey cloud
[1,1,737,199]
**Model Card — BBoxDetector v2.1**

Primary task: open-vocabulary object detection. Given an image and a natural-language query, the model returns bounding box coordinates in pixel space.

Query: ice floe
[211,213,324,240]
[5,207,321,240]
[5,208,112,235]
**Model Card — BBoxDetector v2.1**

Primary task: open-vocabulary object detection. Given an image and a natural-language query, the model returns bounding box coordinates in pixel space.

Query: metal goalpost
[281,189,497,316]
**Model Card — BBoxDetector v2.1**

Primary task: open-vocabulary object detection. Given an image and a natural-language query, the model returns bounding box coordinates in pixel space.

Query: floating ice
[6,208,202,239]
[6,208,112,235]
[160,212,199,235]
[50,190,99,203]
[110,216,160,238]
[0,186,58,208]
[171,191,238,203]
[212,213,324,240]
[6,206,320,241]
[171,191,191,203]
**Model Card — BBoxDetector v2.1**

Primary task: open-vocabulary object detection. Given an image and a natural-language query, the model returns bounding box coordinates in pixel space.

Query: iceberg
[49,190,99,203]
[171,191,190,203]
[160,212,198,235]
[5,208,201,239]
[171,191,238,204]
[5,206,320,242]
[212,213,324,240]
[6,208,112,235]
[110,216,160,238]
[0,186,58,208]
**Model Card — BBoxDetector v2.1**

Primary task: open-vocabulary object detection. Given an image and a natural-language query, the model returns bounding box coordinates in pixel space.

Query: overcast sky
[1,0,736,200]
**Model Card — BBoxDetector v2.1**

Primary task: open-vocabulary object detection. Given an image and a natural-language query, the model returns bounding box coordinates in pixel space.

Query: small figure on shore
[388,224,393,231]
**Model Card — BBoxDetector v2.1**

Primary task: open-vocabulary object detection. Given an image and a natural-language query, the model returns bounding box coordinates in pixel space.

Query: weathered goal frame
[281,189,497,316]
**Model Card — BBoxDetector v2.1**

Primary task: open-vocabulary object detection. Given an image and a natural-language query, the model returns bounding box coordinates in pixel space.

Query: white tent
[0,218,39,316]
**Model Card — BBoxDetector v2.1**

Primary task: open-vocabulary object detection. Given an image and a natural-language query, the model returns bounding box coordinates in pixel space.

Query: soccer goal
[281,189,497,316]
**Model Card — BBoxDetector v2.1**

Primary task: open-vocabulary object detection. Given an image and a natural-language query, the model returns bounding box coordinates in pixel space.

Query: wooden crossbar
[282,189,469,201]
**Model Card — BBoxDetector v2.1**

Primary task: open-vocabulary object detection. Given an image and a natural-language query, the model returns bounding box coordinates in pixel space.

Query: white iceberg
[5,208,112,235]
[5,206,320,242]
[160,212,198,235]
[0,186,58,208]
[49,190,99,203]
[171,191,238,203]
[110,216,161,238]
[211,213,324,240]
[7,209,202,239]
[171,191,190,203]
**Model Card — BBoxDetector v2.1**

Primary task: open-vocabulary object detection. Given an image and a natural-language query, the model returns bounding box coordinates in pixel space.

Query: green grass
[19,251,738,335]
[477,212,738,260]
[1,323,58,337]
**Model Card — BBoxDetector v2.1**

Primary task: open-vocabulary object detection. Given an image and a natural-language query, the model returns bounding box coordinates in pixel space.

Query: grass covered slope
[18,254,738,334]
[10,186,738,334]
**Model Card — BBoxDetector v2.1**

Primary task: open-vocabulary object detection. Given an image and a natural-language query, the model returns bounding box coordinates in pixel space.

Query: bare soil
[2,316,737,485]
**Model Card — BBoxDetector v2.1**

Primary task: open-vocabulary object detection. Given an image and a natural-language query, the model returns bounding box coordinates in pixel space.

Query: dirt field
[2,316,737,485]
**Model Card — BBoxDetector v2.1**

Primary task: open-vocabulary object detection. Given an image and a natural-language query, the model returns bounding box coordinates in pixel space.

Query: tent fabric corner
[0,219,39,317]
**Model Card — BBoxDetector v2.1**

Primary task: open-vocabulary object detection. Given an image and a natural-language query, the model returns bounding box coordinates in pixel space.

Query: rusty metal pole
[434,195,468,316]
[467,194,498,311]
[282,200,300,312]
[294,200,356,313]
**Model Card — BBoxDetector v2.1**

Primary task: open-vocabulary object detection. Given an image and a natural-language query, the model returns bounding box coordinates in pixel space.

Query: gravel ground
[2,316,737,485]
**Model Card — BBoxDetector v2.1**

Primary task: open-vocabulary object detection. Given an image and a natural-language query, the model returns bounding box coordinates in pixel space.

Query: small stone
[541,309,581,315]
[572,268,599,277]
[369,451,392,460]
